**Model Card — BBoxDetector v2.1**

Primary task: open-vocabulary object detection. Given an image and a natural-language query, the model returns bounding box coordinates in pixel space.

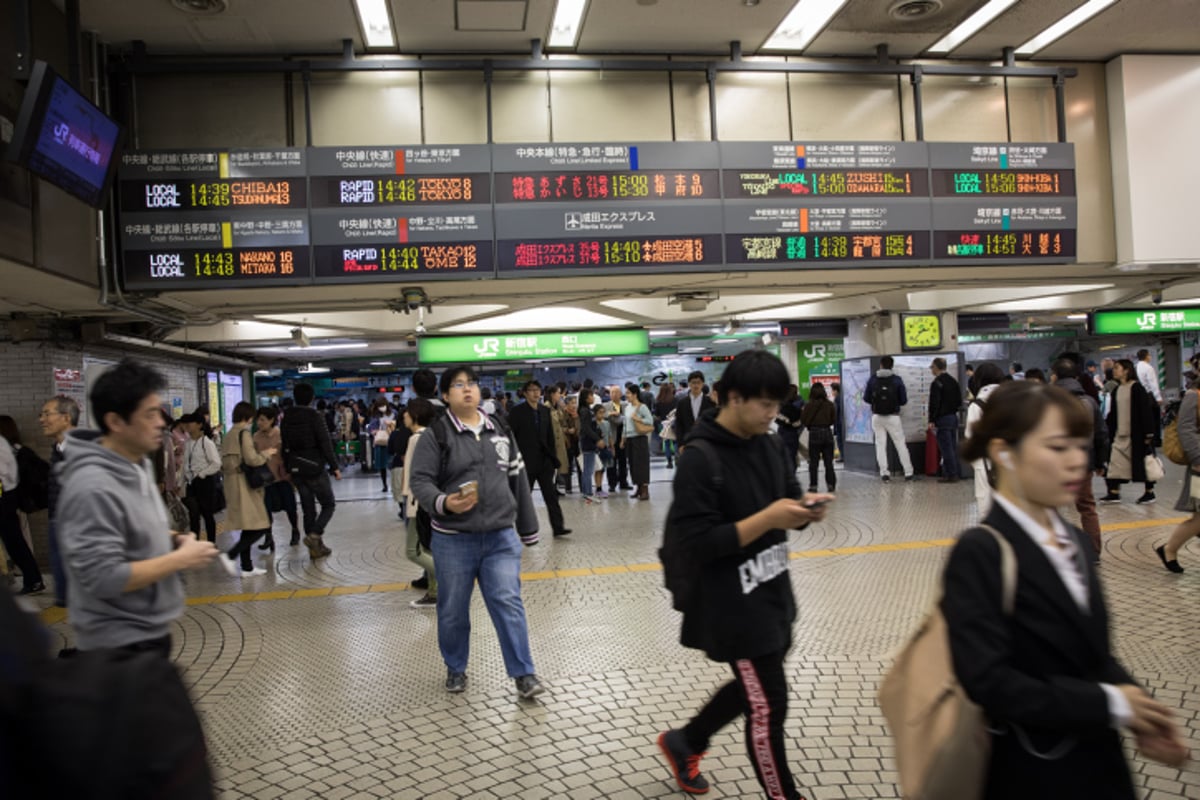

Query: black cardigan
[942,504,1137,799]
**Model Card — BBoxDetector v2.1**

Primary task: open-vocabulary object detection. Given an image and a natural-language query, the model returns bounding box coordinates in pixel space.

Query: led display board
[114,140,1077,289]
[1089,309,1200,335]
[417,328,650,364]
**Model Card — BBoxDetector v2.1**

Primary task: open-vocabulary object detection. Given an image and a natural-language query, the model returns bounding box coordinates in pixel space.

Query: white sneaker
[218,555,241,578]
[240,566,268,577]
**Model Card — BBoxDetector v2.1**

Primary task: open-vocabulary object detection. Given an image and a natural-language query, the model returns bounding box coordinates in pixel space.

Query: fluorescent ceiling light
[1016,0,1117,56]
[593,357,612,362]
[298,363,331,374]
[681,346,708,353]
[925,0,1018,55]
[354,0,396,49]
[1162,297,1200,306]
[761,0,850,52]
[254,370,272,376]
[648,330,677,337]
[548,0,588,49]
[443,307,630,333]
[369,361,394,366]
[712,338,739,344]
[1066,314,1088,320]
[282,342,370,352]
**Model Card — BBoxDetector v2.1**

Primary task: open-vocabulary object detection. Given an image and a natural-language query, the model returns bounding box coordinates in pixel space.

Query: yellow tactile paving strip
[36,515,1186,626]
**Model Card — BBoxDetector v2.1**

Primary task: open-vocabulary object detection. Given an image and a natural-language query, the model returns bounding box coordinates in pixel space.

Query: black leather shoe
[553,528,573,537]
[1156,545,1184,574]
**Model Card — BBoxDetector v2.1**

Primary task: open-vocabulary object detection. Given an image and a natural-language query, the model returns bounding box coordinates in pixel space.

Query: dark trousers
[295,472,336,537]
[527,465,566,535]
[186,475,218,542]
[807,428,836,492]
[118,633,172,658]
[683,648,802,800]
[0,493,43,590]
[608,438,629,489]
[265,481,299,533]
[935,414,961,478]
[47,519,67,605]
[1076,478,1101,555]
[228,527,270,570]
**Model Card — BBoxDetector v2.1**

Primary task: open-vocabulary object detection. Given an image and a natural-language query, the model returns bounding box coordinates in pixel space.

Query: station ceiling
[14,0,1200,368]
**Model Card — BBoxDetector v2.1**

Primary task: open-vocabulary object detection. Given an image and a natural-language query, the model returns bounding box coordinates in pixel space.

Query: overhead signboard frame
[417,328,650,364]
[1089,308,1200,335]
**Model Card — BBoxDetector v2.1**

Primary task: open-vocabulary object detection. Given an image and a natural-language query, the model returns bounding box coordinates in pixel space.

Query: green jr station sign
[418,328,650,364]
[1089,309,1200,335]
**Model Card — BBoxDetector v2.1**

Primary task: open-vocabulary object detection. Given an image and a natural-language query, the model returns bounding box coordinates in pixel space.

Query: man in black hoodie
[658,350,832,800]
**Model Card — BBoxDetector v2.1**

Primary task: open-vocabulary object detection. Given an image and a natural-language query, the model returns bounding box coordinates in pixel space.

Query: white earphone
[998,451,1014,468]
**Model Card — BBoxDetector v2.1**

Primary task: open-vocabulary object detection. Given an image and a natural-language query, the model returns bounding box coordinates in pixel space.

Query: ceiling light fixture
[283,342,370,352]
[370,361,394,366]
[648,329,677,337]
[298,363,331,374]
[547,0,589,49]
[353,0,396,49]
[761,0,851,53]
[1065,314,1088,320]
[924,0,1017,55]
[1015,0,1118,56]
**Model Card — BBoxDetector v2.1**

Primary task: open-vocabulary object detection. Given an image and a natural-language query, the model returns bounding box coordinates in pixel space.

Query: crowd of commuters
[3,347,1196,800]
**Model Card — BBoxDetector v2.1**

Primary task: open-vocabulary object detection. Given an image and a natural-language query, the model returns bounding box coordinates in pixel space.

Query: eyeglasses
[38,411,64,419]
[449,380,479,391]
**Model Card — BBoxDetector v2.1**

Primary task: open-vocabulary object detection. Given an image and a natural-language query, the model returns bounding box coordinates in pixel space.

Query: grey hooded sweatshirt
[56,429,183,650]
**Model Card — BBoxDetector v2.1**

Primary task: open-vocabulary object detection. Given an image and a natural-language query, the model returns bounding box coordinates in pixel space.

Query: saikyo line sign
[418,329,650,364]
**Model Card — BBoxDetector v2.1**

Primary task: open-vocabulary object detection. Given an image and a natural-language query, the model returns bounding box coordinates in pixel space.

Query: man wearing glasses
[409,366,546,700]
[40,396,79,607]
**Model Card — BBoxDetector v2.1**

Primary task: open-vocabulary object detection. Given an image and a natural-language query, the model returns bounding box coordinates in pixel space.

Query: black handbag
[239,430,275,489]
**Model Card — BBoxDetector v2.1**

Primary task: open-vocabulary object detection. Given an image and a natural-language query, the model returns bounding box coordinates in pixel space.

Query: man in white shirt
[1135,349,1163,406]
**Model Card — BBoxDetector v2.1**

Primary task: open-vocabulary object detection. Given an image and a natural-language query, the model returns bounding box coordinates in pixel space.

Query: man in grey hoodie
[57,360,220,654]
[409,365,546,700]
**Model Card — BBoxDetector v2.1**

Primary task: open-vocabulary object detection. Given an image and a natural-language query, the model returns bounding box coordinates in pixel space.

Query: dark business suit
[941,504,1137,800]
[674,393,716,448]
[507,401,566,535]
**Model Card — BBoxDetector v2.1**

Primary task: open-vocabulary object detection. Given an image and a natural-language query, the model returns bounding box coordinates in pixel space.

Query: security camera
[415,320,427,335]
[1151,288,1164,305]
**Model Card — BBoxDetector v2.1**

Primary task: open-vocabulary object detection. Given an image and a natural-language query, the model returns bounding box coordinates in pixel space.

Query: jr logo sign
[1136,312,1157,330]
[804,344,827,360]
[473,338,500,358]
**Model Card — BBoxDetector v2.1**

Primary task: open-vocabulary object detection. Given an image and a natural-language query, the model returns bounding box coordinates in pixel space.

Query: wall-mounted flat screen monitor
[5,60,124,208]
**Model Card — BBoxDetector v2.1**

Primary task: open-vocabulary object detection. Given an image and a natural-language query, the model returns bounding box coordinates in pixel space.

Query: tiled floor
[30,459,1200,799]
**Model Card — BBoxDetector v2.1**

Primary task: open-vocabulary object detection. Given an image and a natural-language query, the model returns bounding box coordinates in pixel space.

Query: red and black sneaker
[657,729,710,794]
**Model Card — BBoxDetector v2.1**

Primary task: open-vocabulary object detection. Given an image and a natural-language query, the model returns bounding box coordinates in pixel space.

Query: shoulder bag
[878,525,1016,800]
[239,430,275,490]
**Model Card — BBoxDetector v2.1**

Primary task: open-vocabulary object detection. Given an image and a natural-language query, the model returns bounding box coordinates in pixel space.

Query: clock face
[903,314,942,351]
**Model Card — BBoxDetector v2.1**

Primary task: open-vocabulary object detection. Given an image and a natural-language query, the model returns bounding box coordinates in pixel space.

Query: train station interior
[1,0,1199,798]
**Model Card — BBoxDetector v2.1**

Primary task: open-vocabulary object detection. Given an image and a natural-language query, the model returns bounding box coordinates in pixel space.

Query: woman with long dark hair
[945,381,1188,797]
[1101,358,1157,505]
[654,383,679,468]
[799,383,836,493]
[624,385,654,500]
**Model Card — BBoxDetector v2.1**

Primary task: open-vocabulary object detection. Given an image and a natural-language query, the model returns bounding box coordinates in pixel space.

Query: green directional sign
[418,328,650,364]
[1089,309,1200,335]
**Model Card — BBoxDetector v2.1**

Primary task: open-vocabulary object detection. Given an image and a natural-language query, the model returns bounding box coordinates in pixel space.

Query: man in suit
[508,380,570,537]
[673,371,716,450]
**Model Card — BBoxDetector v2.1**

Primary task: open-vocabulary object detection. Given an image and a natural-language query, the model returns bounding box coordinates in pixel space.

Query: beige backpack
[878,525,1016,800]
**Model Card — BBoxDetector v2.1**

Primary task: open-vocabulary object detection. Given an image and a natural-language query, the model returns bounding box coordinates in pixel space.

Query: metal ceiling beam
[113,53,1077,81]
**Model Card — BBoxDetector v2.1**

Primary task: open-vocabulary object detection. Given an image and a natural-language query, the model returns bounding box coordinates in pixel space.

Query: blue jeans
[430,527,536,678]
[581,451,597,496]
[936,413,961,479]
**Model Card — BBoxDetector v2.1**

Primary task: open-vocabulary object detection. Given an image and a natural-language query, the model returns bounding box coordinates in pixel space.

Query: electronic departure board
[308,146,494,282]
[118,148,313,289]
[115,140,1077,288]
[928,143,1076,265]
[493,142,724,276]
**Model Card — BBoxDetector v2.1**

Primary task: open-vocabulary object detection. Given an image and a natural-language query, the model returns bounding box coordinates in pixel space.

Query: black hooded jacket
[665,416,804,661]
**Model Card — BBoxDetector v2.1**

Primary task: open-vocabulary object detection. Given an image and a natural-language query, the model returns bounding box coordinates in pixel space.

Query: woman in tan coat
[218,401,275,577]
[547,385,570,491]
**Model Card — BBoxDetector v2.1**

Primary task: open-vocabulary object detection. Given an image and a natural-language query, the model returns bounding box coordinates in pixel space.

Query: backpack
[14,446,50,513]
[871,375,901,415]
[659,439,722,612]
[0,591,214,799]
[878,525,1016,800]
[1162,391,1198,465]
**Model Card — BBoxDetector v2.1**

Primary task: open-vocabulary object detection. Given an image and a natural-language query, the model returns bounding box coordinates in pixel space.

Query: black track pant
[682,648,802,800]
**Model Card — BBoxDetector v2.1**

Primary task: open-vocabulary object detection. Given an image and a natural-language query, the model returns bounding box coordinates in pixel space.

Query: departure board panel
[118,148,313,289]
[928,143,1076,265]
[493,142,724,276]
[307,145,493,282]
[115,140,1078,288]
[721,142,934,270]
